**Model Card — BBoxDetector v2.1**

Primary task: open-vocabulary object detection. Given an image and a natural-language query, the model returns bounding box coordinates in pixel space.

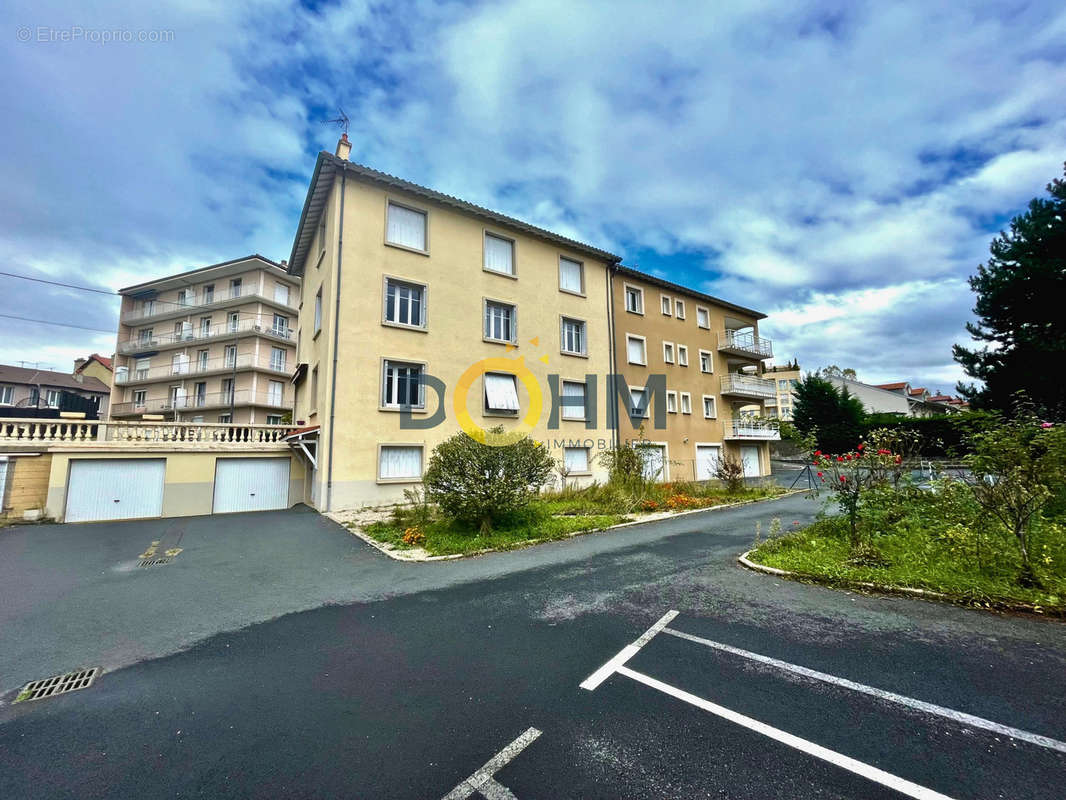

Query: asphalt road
[2,494,1065,799]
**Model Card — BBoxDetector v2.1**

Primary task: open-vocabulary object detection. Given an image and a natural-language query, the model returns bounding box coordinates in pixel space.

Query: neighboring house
[73,353,113,385]
[0,363,111,416]
[764,363,801,420]
[282,135,775,511]
[872,381,962,416]
[611,267,777,482]
[110,255,300,424]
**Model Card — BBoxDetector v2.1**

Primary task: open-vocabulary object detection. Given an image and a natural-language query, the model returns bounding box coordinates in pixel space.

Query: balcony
[719,373,776,400]
[718,330,773,360]
[111,389,292,417]
[115,353,290,384]
[121,287,297,324]
[0,417,292,448]
[725,419,781,440]
[118,317,295,355]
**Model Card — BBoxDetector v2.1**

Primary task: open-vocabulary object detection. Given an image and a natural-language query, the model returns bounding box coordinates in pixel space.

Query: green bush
[422,427,555,534]
[859,411,1000,457]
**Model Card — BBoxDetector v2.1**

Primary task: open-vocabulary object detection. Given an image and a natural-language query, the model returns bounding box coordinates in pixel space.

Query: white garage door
[740,446,761,478]
[66,459,166,523]
[213,458,290,514]
[695,445,721,481]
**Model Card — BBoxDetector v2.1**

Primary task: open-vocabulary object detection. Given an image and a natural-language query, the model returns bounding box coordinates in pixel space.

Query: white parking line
[617,666,957,800]
[442,727,541,800]
[580,609,678,690]
[662,626,1066,755]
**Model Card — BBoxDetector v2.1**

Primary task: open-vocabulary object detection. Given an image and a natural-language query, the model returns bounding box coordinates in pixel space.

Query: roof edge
[118,254,288,294]
[612,265,767,320]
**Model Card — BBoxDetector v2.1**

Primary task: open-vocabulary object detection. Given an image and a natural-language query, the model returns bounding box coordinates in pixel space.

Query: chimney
[74,357,86,373]
[335,132,351,161]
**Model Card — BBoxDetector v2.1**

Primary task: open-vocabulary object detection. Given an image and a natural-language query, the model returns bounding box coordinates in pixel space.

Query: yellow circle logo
[453,357,543,446]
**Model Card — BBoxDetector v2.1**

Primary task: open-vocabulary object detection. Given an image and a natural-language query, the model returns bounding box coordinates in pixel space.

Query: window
[171,353,189,375]
[628,387,649,418]
[227,312,239,333]
[267,380,284,406]
[203,284,214,303]
[224,345,237,368]
[386,201,427,251]
[778,379,787,389]
[218,414,232,424]
[191,415,204,423]
[230,278,242,298]
[311,366,319,410]
[29,388,39,405]
[178,288,194,306]
[200,317,212,337]
[46,390,61,408]
[314,288,322,334]
[484,372,520,414]
[626,335,646,365]
[138,328,153,343]
[378,445,423,481]
[675,299,686,319]
[560,380,587,421]
[266,414,283,425]
[133,390,147,406]
[680,392,692,414]
[560,317,586,355]
[699,350,713,374]
[143,299,156,316]
[382,360,424,409]
[176,320,192,340]
[274,283,289,305]
[484,233,515,275]
[197,350,209,372]
[696,307,710,329]
[384,278,426,328]
[663,342,674,364]
[559,257,584,294]
[678,345,689,367]
[624,285,643,314]
[661,295,672,315]
[168,385,185,408]
[221,378,234,404]
[270,347,286,372]
[0,386,12,405]
[194,382,207,406]
[318,216,327,258]
[484,300,516,343]
[666,390,678,414]
[272,314,288,337]
[135,358,151,380]
[563,446,590,474]
[703,395,717,419]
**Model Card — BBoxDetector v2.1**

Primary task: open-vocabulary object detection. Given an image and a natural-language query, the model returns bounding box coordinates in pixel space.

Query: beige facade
[765,365,801,420]
[111,256,299,424]
[609,268,777,480]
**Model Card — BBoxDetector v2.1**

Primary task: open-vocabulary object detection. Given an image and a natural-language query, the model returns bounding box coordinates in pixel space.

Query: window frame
[678,345,689,367]
[666,390,678,414]
[382,275,428,331]
[562,446,592,476]
[483,298,518,345]
[559,379,588,422]
[662,341,675,364]
[483,230,517,278]
[376,443,425,484]
[314,288,323,335]
[661,295,672,316]
[559,315,588,357]
[558,256,585,296]
[384,198,430,255]
[625,333,647,366]
[623,283,644,315]
[680,392,692,415]
[0,386,12,405]
[380,358,427,412]
[698,349,714,374]
[696,306,710,329]
[675,299,686,319]
[483,371,521,417]
[702,395,717,419]
[628,386,650,419]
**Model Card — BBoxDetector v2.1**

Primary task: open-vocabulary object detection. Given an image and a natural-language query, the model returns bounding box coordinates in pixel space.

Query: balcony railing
[111,389,292,417]
[718,330,773,359]
[115,353,290,384]
[121,287,297,323]
[0,417,291,447]
[719,373,776,399]
[725,419,781,440]
[118,318,295,354]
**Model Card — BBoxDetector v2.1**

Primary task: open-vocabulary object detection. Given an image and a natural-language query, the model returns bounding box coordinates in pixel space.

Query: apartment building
[0,363,110,416]
[764,363,801,420]
[610,267,777,482]
[110,255,299,424]
[283,136,775,510]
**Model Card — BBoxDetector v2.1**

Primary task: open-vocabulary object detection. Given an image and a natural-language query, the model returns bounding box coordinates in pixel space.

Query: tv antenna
[325,108,350,135]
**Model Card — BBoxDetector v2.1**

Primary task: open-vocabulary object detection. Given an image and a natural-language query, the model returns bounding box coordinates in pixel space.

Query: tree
[792,374,865,453]
[953,163,1066,419]
[820,365,858,380]
[422,427,555,533]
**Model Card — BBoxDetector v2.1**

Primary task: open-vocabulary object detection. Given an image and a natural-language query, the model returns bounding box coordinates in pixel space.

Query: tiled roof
[0,363,110,393]
[874,382,908,390]
[76,353,113,373]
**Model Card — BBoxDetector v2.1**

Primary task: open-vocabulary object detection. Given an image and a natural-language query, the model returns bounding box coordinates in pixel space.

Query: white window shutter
[387,203,426,250]
[484,235,514,273]
[559,258,582,293]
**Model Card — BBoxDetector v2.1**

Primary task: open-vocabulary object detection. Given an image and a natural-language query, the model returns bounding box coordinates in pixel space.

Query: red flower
[857,443,864,450]
[839,475,847,482]
[816,472,823,477]
[836,456,844,462]
[814,450,822,456]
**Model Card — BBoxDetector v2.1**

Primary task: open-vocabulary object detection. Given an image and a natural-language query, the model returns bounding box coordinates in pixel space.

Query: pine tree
[792,375,865,453]
[954,164,1066,418]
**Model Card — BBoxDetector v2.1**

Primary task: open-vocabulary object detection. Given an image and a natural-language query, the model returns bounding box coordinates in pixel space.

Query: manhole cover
[15,667,100,703]
[139,557,172,568]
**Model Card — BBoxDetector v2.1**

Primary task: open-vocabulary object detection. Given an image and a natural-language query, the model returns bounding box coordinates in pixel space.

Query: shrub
[423,427,555,534]
[715,456,745,494]
[811,443,902,549]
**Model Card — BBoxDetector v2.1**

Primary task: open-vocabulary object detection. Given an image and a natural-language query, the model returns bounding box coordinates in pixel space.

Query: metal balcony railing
[726,419,781,440]
[120,287,297,323]
[114,353,290,384]
[118,318,295,354]
[718,329,773,359]
[111,389,292,416]
[719,373,776,399]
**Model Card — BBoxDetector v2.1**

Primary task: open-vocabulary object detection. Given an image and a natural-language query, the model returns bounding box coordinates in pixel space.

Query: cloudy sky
[2,0,1063,391]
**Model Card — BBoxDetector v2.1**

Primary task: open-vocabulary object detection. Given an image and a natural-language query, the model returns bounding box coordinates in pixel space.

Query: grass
[748,486,1066,611]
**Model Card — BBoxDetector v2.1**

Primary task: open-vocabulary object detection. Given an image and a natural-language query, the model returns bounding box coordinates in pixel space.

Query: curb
[737,550,1064,617]
[343,490,806,563]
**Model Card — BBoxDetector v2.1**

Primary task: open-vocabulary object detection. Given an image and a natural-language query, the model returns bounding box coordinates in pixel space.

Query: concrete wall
[1,454,52,519]
[826,376,911,415]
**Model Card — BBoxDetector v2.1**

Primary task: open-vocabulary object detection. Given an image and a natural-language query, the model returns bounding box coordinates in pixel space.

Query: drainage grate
[139,557,172,568]
[15,667,100,703]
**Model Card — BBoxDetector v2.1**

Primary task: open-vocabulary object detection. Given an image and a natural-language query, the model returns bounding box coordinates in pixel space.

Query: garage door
[213,458,290,514]
[66,459,166,523]
[740,446,761,478]
[695,445,721,481]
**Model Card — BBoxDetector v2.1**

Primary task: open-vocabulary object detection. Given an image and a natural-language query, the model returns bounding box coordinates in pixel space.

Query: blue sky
[2,0,1064,391]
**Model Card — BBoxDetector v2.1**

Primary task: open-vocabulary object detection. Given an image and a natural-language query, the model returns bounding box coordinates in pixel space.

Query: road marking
[442,727,541,800]
[616,666,957,800]
[662,627,1066,754]
[580,609,678,690]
